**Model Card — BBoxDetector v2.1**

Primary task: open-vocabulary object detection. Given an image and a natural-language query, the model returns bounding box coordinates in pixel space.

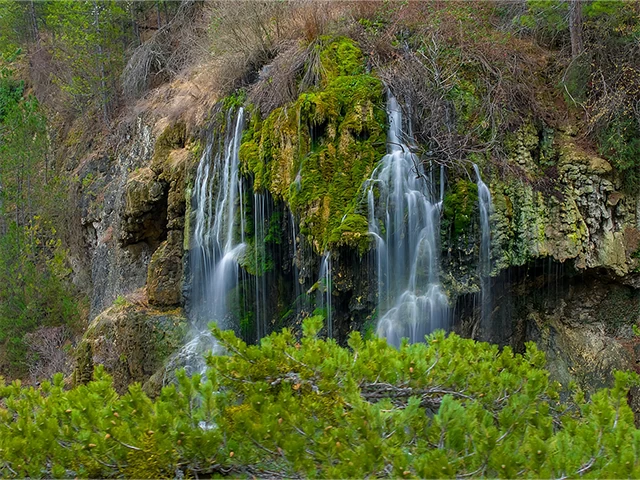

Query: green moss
[264,210,283,245]
[113,295,129,307]
[152,122,186,171]
[223,89,247,111]
[240,37,386,254]
[239,238,274,277]
[318,36,365,84]
[443,179,479,238]
[327,213,371,255]
[448,80,482,133]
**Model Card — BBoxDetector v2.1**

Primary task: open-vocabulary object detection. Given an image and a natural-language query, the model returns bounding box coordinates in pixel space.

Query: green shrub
[1,318,640,478]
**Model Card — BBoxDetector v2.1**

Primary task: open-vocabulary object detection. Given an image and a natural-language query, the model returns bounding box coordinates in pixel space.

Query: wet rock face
[455,263,640,396]
[329,248,377,343]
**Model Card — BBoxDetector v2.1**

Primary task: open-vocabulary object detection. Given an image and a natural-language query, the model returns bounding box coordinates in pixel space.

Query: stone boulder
[74,299,187,394]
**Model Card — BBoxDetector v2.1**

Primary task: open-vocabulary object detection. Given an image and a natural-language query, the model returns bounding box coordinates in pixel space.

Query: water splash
[474,163,493,324]
[366,94,449,346]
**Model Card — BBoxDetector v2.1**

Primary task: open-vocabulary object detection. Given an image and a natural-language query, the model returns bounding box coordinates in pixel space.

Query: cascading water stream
[172,108,246,375]
[366,94,449,346]
[253,192,269,339]
[290,211,304,316]
[190,108,246,327]
[317,252,333,338]
[474,163,492,324]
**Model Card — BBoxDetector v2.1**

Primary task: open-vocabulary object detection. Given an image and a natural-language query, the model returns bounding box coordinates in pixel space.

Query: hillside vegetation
[0,1,640,477]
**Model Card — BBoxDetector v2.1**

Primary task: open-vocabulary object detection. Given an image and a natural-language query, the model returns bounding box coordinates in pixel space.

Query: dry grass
[117,1,554,170]
[120,1,353,133]
[121,0,208,100]
[24,326,73,384]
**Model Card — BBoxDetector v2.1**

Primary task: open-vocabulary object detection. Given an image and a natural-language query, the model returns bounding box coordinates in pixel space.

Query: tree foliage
[0,58,78,379]
[1,319,639,478]
[514,0,640,189]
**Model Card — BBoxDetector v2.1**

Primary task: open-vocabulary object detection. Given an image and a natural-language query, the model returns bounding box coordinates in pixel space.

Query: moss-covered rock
[151,122,187,173]
[486,131,637,277]
[240,37,386,254]
[147,230,184,306]
[120,167,168,246]
[74,300,187,394]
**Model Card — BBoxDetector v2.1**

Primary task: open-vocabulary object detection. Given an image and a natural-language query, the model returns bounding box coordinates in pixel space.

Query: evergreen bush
[1,318,639,478]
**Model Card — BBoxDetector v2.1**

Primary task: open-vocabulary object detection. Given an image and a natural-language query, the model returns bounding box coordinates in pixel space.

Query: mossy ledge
[239,37,386,254]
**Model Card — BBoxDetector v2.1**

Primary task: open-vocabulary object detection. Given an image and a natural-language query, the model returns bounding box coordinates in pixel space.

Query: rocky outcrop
[71,116,194,392]
[491,134,638,276]
[147,230,184,306]
[120,167,168,247]
[78,118,191,317]
[74,299,187,394]
[441,122,640,401]
[77,118,157,318]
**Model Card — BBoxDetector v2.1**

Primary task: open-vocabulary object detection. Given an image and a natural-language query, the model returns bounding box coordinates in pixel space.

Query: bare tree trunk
[569,0,584,58]
[93,1,109,125]
[130,2,141,46]
[28,0,40,45]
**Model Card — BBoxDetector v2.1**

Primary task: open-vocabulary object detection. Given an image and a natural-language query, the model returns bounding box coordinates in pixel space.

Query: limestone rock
[147,230,184,307]
[120,167,168,246]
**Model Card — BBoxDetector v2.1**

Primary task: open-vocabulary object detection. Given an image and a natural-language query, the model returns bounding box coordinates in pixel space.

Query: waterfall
[253,192,269,339]
[366,94,449,346]
[176,108,246,374]
[190,108,246,327]
[317,252,332,338]
[290,210,303,316]
[474,164,492,324]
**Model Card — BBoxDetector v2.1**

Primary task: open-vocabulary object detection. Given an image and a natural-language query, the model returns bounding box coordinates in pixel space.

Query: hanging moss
[443,179,479,238]
[327,213,370,255]
[238,238,274,277]
[318,36,365,83]
[239,37,386,254]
